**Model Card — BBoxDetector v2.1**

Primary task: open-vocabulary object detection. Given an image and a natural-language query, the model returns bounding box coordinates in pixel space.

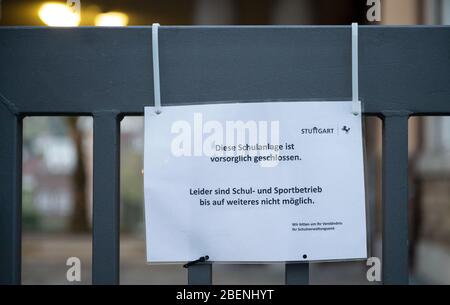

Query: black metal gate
[1,25,450,285]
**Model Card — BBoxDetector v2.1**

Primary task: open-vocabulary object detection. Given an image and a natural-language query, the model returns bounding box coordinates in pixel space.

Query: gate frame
[1,25,450,285]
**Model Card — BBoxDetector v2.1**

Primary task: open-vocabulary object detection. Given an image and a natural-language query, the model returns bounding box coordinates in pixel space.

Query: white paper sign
[144,101,367,262]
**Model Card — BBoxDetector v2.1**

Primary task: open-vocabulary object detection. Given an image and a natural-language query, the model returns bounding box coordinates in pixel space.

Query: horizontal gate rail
[1,26,450,285]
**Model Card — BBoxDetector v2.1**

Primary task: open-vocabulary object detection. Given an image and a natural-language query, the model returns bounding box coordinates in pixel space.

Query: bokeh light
[94,12,129,27]
[38,2,81,27]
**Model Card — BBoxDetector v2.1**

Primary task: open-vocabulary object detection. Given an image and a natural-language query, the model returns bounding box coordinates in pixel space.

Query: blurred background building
[1,0,449,284]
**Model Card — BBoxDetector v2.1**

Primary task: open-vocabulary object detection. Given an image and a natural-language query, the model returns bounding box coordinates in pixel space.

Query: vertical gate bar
[92,111,121,284]
[285,263,309,285]
[0,104,22,285]
[382,113,409,285]
[188,264,212,285]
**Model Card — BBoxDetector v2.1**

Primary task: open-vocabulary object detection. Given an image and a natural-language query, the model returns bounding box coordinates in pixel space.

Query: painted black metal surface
[382,113,409,285]
[0,102,22,285]
[92,111,121,284]
[0,26,449,115]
